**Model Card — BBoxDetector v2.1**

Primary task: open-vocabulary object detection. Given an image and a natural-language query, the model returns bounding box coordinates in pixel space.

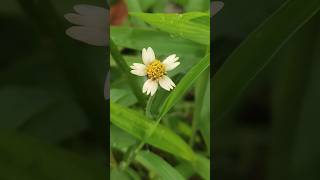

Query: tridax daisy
[130,47,180,96]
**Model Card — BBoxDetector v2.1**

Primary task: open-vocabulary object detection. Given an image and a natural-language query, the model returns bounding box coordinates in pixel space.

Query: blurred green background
[213,0,320,179]
[0,0,107,179]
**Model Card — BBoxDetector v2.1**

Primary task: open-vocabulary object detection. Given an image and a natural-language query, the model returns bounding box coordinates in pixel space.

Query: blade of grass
[158,54,210,119]
[213,0,320,120]
[112,54,209,169]
[267,17,317,180]
[125,0,147,27]
[193,154,210,180]
[136,151,185,180]
[110,39,146,105]
[110,26,206,59]
[288,21,320,179]
[130,12,210,45]
[189,69,209,147]
[110,102,195,161]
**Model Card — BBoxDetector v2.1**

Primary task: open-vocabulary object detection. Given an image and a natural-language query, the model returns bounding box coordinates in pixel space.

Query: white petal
[159,76,175,91]
[130,63,146,76]
[165,62,180,71]
[142,47,155,65]
[211,2,224,17]
[163,54,178,64]
[143,79,158,96]
[163,54,180,71]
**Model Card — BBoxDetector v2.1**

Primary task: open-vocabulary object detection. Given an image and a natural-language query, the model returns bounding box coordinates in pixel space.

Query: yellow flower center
[146,60,165,80]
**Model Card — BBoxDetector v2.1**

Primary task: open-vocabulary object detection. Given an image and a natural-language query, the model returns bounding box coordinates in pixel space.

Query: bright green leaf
[136,151,185,180]
[158,54,210,119]
[110,102,195,161]
[130,12,210,45]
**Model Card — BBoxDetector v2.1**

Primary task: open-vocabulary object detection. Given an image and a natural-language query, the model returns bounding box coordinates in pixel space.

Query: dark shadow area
[212,0,320,179]
[0,0,108,179]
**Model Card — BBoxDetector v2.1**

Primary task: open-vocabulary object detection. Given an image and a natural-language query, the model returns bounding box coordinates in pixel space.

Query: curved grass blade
[110,39,145,105]
[158,54,210,119]
[110,102,195,161]
[136,151,185,180]
[130,12,210,45]
[193,154,210,180]
[110,26,205,59]
[213,0,320,120]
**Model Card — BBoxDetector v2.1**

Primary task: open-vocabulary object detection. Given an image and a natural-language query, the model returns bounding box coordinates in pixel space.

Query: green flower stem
[121,95,158,170]
[110,39,146,105]
[145,95,155,118]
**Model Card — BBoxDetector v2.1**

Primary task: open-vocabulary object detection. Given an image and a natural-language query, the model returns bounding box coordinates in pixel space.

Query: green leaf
[175,162,195,179]
[0,86,88,143]
[0,131,105,179]
[191,70,210,152]
[111,168,131,180]
[110,88,137,107]
[198,80,211,152]
[110,39,146,105]
[130,12,210,45]
[185,0,209,12]
[267,18,317,179]
[111,125,138,151]
[193,155,210,180]
[158,54,210,119]
[136,151,185,180]
[213,0,320,120]
[125,0,147,27]
[110,26,205,59]
[110,102,195,161]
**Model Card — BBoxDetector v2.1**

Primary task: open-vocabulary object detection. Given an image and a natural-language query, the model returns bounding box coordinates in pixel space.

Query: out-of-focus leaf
[111,125,137,151]
[110,102,195,161]
[0,131,105,179]
[195,71,210,152]
[158,54,210,119]
[110,26,205,59]
[127,168,141,180]
[185,0,209,12]
[136,151,185,180]
[21,100,88,143]
[0,87,88,143]
[110,39,146,104]
[130,12,210,45]
[111,168,131,180]
[175,162,195,179]
[125,0,147,26]
[138,0,157,11]
[0,87,53,129]
[213,0,320,120]
[267,18,317,180]
[287,16,320,180]
[111,88,137,106]
[193,154,210,180]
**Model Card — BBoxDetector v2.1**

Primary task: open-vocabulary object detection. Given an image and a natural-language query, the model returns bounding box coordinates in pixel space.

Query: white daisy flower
[130,47,180,96]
